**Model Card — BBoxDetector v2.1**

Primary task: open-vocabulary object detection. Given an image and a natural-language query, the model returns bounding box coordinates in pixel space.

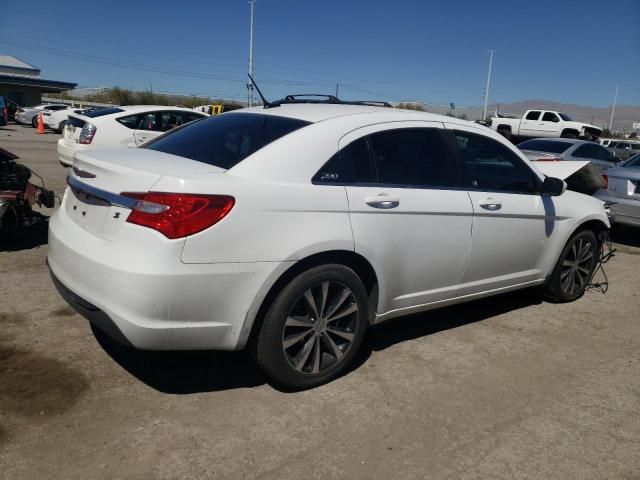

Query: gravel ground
[1,124,639,479]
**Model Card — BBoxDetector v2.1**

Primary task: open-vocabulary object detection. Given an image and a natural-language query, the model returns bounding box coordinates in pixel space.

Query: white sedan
[48,102,610,389]
[43,106,90,133]
[57,105,207,166]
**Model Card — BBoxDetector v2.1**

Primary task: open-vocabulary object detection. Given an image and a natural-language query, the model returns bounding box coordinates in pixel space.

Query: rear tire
[497,128,512,140]
[31,116,38,128]
[57,121,66,134]
[253,264,369,390]
[542,230,599,303]
[561,131,578,139]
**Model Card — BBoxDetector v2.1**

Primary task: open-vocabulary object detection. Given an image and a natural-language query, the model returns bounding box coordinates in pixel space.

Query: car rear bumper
[15,112,31,124]
[47,203,289,350]
[594,189,640,226]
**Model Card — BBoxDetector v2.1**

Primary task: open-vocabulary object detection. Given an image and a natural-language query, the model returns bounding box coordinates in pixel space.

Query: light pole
[247,0,256,107]
[608,83,619,131]
[145,78,153,94]
[482,50,495,122]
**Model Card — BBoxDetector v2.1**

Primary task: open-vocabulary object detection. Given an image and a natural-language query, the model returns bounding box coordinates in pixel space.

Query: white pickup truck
[490,110,602,141]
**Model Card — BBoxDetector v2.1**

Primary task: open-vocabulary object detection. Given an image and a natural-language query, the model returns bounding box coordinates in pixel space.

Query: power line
[0,39,304,86]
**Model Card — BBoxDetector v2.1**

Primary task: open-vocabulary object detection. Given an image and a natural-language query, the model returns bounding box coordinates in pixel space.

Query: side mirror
[541,177,566,196]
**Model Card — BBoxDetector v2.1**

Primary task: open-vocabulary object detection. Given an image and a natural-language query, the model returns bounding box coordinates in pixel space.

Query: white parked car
[57,105,208,167]
[15,103,68,127]
[48,102,610,389]
[43,106,91,133]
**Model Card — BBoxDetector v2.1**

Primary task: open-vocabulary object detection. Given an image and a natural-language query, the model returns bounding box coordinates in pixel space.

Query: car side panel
[177,177,355,264]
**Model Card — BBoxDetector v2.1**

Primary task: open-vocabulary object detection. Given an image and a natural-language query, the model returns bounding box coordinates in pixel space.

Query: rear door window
[368,128,455,188]
[117,112,162,131]
[525,111,541,120]
[572,145,593,158]
[144,113,310,169]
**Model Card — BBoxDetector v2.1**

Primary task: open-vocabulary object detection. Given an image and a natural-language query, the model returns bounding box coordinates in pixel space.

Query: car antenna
[248,74,279,109]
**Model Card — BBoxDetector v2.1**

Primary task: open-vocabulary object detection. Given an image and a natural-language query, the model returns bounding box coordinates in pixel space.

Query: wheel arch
[571,218,609,236]
[561,128,580,138]
[241,250,380,350]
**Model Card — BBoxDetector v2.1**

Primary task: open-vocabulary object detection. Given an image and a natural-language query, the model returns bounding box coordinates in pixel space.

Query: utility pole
[608,82,619,131]
[247,0,256,107]
[335,82,339,98]
[482,50,495,122]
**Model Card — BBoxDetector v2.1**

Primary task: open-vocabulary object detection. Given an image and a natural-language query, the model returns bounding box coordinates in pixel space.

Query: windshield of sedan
[517,139,573,154]
[144,112,311,169]
[558,113,572,121]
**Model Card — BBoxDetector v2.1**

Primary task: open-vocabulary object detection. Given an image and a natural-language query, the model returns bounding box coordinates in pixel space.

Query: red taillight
[79,123,96,144]
[535,156,562,162]
[121,192,235,239]
[602,174,608,189]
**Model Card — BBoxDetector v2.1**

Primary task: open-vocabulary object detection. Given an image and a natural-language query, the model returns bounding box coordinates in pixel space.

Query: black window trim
[312,126,544,195]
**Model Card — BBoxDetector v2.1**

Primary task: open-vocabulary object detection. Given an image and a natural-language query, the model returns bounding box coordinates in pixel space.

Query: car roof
[116,105,199,113]
[233,103,464,124]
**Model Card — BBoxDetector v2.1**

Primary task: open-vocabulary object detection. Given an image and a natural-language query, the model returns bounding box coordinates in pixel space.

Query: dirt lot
[1,124,639,479]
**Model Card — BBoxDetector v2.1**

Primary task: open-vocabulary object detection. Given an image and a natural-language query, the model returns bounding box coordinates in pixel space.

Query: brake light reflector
[602,174,608,189]
[79,123,96,144]
[121,192,235,239]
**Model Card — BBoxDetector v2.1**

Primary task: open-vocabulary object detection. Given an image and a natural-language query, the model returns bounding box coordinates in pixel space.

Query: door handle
[365,195,399,209]
[479,198,502,210]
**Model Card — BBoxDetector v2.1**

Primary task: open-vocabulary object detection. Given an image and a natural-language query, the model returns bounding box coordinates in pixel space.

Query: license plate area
[65,187,130,240]
[66,188,111,235]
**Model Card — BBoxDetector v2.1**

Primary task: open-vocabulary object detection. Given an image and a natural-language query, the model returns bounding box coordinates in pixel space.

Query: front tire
[31,116,39,128]
[543,230,599,302]
[57,121,66,133]
[254,264,369,390]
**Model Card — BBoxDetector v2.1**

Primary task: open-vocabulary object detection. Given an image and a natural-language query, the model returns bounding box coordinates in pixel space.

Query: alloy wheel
[282,281,359,375]
[560,237,595,295]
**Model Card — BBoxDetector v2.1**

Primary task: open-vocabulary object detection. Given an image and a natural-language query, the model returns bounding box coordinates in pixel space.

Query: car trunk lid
[607,166,640,200]
[65,148,226,240]
[63,114,87,144]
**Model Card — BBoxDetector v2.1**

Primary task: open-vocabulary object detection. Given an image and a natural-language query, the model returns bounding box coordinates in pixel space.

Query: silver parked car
[608,141,640,161]
[14,103,68,127]
[595,153,640,226]
[518,138,619,172]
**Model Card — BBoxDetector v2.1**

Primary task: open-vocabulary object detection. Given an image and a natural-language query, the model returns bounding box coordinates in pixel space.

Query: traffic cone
[36,112,45,134]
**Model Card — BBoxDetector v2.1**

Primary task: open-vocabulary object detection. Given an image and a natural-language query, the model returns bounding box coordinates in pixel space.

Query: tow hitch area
[0,147,56,238]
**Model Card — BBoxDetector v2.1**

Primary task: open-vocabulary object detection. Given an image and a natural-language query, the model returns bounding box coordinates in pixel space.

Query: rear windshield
[624,154,640,167]
[144,112,311,169]
[84,107,124,117]
[518,139,573,154]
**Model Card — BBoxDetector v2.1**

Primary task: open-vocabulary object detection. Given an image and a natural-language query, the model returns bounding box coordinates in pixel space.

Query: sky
[1,0,639,107]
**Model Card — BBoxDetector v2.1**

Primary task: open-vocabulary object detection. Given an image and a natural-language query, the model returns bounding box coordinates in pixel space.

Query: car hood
[564,121,601,132]
[533,160,589,179]
[534,160,605,195]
